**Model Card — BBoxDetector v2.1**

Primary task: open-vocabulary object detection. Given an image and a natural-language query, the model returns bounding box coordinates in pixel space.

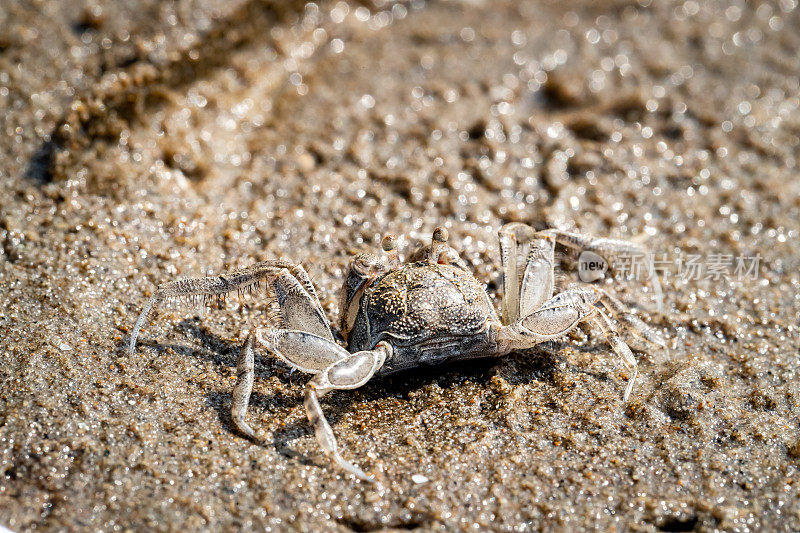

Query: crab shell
[342,254,500,376]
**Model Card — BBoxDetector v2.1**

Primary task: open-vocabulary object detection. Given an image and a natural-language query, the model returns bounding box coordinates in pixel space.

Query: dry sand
[1,0,799,530]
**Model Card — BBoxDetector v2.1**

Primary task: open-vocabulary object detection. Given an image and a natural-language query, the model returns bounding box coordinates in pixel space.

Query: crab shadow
[116,319,317,462]
[368,340,620,397]
[118,318,617,466]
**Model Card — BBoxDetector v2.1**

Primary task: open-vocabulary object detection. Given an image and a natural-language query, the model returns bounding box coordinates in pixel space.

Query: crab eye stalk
[381,234,398,252]
[430,226,449,264]
[381,234,401,269]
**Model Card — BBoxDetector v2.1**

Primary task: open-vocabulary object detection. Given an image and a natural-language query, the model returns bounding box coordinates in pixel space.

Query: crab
[128,223,667,482]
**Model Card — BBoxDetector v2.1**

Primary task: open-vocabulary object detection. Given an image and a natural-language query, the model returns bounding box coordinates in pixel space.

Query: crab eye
[381,234,398,252]
[352,253,386,276]
[381,234,402,268]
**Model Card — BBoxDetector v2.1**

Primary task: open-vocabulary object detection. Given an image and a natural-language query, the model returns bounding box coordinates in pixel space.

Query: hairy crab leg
[127,260,333,354]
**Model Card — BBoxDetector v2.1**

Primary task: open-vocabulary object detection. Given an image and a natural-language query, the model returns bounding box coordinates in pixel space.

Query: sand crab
[128,224,666,482]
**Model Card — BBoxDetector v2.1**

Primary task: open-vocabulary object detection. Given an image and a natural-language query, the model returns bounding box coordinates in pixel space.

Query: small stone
[411,474,429,484]
[296,152,316,172]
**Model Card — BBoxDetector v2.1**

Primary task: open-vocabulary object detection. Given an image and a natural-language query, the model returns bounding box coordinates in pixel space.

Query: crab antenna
[381,234,401,269]
[430,226,449,264]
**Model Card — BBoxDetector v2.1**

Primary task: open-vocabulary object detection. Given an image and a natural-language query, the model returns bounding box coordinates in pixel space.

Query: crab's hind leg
[596,289,669,358]
[232,328,351,439]
[544,229,663,313]
[591,308,639,401]
[499,224,663,317]
[304,342,391,482]
[232,330,258,438]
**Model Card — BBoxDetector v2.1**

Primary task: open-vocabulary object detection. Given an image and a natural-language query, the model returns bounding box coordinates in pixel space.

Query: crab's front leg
[498,223,555,324]
[232,328,351,438]
[234,328,389,482]
[498,283,668,400]
[304,341,390,482]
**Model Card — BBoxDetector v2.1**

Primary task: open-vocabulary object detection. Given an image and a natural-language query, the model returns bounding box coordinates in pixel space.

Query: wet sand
[1,0,799,530]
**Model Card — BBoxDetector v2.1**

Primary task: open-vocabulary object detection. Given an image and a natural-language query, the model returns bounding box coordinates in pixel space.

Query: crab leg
[591,308,639,401]
[271,270,334,341]
[498,287,601,347]
[519,235,556,318]
[232,328,351,439]
[231,331,258,438]
[541,228,663,313]
[497,287,640,400]
[499,223,530,324]
[128,261,332,354]
[233,329,390,482]
[255,328,349,373]
[595,288,668,358]
[304,342,390,482]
